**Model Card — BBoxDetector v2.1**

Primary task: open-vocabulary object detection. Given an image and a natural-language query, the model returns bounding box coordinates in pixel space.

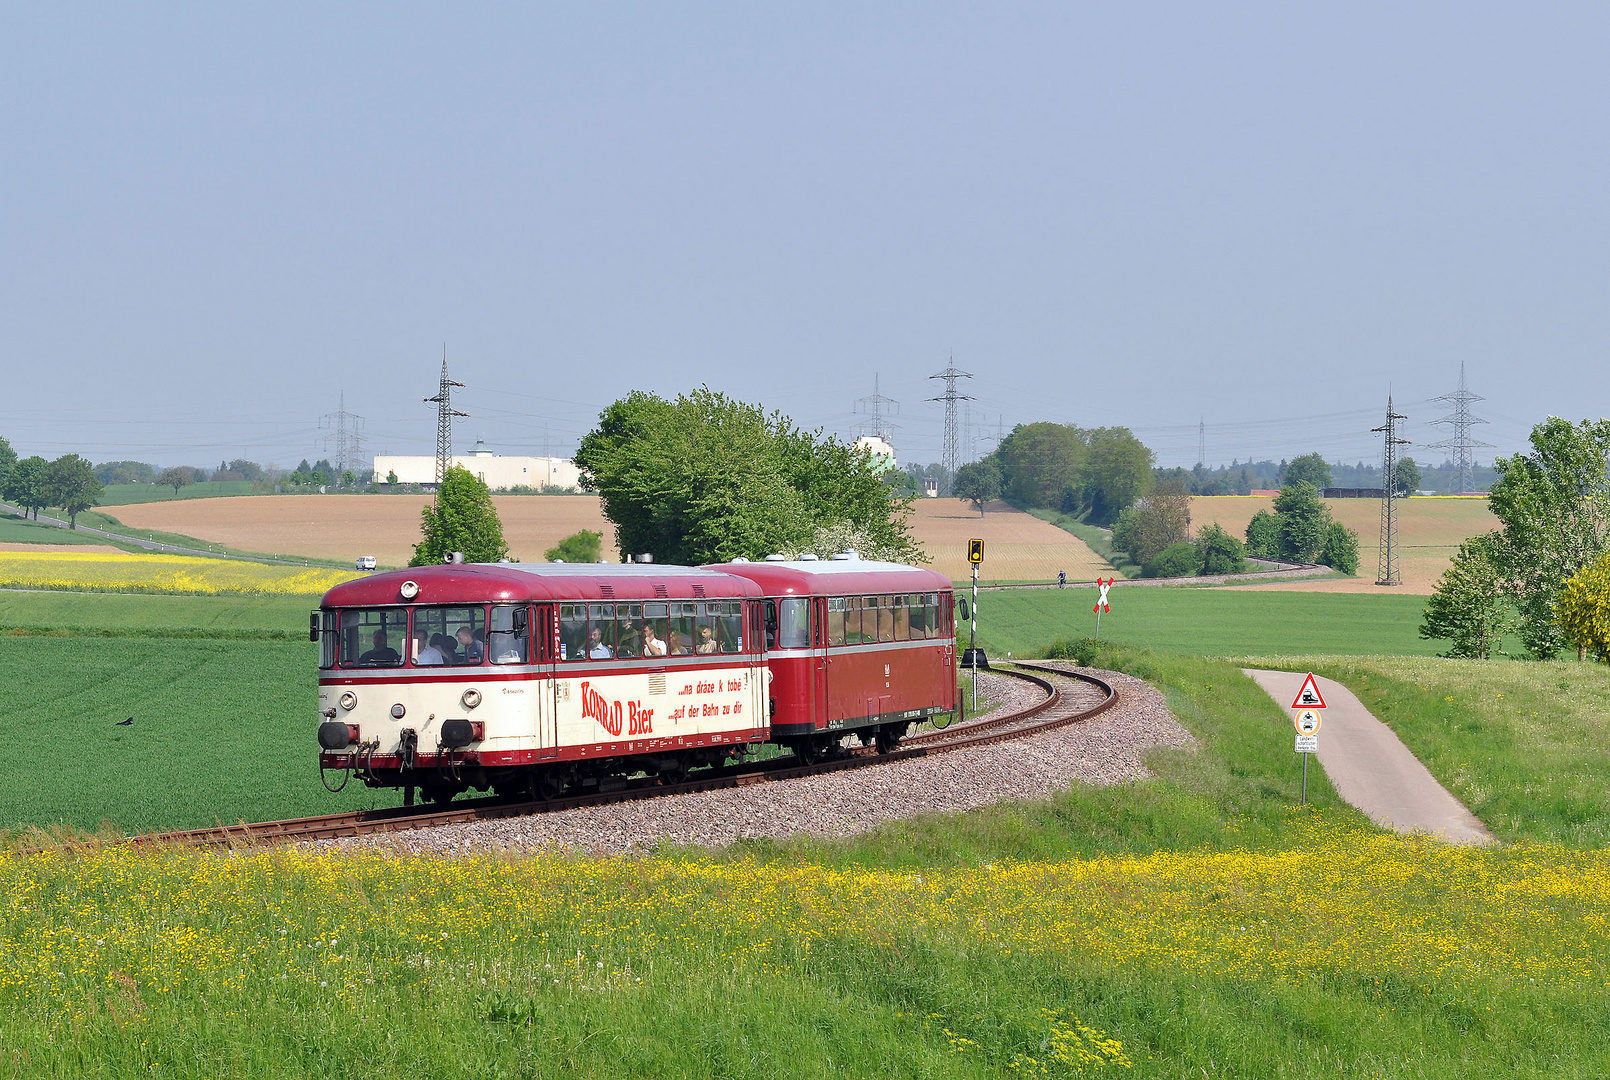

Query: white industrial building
[373,441,583,491]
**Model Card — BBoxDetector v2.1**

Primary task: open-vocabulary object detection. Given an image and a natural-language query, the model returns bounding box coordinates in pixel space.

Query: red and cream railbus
[711,556,957,762]
[315,562,770,803]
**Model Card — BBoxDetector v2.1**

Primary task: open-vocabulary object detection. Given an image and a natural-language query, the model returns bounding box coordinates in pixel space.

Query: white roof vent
[831,550,859,561]
[731,557,750,563]
[799,553,819,561]
[764,553,788,562]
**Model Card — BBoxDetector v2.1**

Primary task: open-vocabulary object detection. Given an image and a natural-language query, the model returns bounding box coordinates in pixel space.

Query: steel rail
[127,665,1116,850]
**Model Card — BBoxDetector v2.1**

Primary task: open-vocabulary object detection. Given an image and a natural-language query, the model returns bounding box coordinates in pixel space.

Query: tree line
[1421,416,1610,660]
[0,439,103,529]
[950,422,1156,524]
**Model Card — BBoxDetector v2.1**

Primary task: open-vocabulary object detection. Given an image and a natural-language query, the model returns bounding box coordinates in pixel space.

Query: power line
[318,391,365,474]
[852,372,900,443]
[926,359,974,474]
[1373,394,1410,587]
[423,347,468,485]
[1426,363,1493,495]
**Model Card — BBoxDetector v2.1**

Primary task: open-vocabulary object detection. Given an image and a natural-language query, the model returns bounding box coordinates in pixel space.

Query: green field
[0,512,143,550]
[98,480,261,505]
[0,590,314,638]
[1259,653,1610,848]
[973,585,1438,658]
[0,637,383,834]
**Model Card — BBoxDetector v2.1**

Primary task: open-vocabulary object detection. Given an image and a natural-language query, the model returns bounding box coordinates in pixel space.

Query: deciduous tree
[44,454,102,529]
[1487,416,1610,659]
[1558,550,1610,661]
[1281,453,1332,491]
[1421,533,1513,659]
[545,529,605,563]
[412,465,509,566]
[1273,482,1329,563]
[157,467,194,495]
[952,458,1003,516]
[1111,477,1190,567]
[1194,523,1247,575]
[1244,509,1281,559]
[5,456,48,519]
[576,388,921,566]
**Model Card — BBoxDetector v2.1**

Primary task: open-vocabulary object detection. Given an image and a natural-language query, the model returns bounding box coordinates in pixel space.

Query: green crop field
[0,513,143,550]
[99,480,261,505]
[0,637,383,834]
[0,589,314,638]
[972,585,1438,658]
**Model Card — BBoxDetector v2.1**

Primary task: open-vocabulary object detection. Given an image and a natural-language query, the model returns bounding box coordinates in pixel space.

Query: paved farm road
[1244,669,1495,846]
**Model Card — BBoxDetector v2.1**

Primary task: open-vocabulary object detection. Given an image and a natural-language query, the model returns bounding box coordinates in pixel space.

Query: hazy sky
[3,4,1607,472]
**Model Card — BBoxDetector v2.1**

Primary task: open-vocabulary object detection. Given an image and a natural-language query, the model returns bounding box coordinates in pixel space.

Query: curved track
[133,664,1117,849]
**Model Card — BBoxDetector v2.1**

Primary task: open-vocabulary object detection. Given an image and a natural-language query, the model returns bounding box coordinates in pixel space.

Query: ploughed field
[1191,495,1499,594]
[111,494,614,567]
[108,493,1113,582]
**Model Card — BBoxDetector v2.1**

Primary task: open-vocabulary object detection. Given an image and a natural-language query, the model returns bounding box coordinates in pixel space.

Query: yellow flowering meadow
[3,823,1605,1022]
[0,551,361,597]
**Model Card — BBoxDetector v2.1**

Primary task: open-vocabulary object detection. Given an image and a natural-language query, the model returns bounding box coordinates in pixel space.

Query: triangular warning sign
[1290,672,1327,710]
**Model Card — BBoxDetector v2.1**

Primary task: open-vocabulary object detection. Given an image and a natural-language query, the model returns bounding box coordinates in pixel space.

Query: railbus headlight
[339,691,358,711]
[461,689,482,709]
[391,703,406,719]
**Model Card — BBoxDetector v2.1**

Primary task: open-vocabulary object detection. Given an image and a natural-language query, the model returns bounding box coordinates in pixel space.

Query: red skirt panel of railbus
[313,562,770,802]
[708,556,956,757]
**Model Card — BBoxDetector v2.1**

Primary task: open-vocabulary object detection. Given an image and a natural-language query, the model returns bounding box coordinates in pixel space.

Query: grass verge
[971,587,1438,659]
[1241,653,1610,848]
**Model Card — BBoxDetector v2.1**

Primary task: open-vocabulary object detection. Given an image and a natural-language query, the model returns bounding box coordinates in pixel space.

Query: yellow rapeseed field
[3,822,1604,1026]
[0,551,362,597]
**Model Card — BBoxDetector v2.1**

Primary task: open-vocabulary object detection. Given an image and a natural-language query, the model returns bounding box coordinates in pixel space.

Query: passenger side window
[669,602,697,655]
[907,593,928,640]
[615,603,644,659]
[718,602,744,654]
[559,604,588,661]
[826,597,846,647]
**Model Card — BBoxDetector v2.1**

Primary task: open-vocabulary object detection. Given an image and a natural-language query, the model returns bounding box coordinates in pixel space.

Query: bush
[1245,509,1281,559]
[1319,521,1360,575]
[1194,523,1247,575]
[1144,541,1203,579]
[545,529,604,563]
[1044,635,1103,666]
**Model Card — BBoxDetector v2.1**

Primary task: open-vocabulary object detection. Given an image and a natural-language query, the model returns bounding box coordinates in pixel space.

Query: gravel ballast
[315,666,1194,857]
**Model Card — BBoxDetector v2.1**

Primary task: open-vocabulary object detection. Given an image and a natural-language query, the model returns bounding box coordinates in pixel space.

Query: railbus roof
[321,562,764,607]
[706,559,953,597]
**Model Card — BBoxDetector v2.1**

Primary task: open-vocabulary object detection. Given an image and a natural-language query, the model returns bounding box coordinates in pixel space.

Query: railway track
[132,664,1118,850]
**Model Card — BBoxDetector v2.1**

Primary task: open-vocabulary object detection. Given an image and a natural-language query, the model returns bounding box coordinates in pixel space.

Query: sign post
[1093,577,1113,638]
[1289,674,1327,805]
[967,539,984,713]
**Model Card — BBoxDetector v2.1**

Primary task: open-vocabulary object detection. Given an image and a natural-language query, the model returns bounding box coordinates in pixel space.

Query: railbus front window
[489,605,529,664]
[777,597,810,649]
[411,605,487,666]
[337,608,407,668]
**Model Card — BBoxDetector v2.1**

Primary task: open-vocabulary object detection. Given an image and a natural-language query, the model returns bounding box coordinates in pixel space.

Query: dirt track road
[1245,669,1494,845]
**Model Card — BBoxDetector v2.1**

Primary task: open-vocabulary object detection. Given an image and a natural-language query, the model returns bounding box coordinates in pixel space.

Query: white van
[355,555,378,571]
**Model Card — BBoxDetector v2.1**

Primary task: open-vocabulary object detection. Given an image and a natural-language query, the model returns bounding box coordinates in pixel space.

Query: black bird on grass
[116,716,133,726]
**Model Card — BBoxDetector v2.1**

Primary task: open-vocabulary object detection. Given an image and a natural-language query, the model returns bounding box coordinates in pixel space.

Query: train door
[536,604,558,760]
[812,597,828,730]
